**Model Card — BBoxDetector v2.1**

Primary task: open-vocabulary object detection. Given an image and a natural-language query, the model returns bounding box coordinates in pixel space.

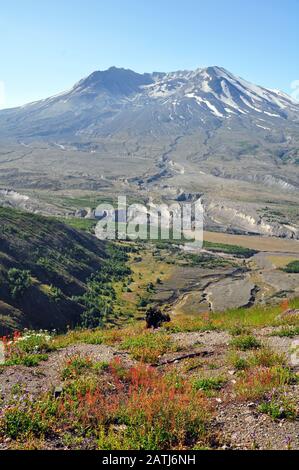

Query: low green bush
[230,335,261,351]
[8,268,32,299]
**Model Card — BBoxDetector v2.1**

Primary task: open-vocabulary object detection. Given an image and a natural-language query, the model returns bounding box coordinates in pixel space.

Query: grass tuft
[193,377,226,392]
[258,397,297,421]
[230,335,261,351]
[120,331,178,363]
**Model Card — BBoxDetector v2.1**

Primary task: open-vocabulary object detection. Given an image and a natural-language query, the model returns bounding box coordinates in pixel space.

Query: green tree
[8,268,32,299]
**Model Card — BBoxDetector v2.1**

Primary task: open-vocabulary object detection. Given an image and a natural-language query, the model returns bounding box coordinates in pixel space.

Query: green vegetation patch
[180,252,235,268]
[0,360,213,450]
[7,268,32,299]
[0,207,137,333]
[57,217,97,233]
[4,354,49,367]
[282,260,299,273]
[77,243,133,328]
[258,398,297,421]
[234,366,299,401]
[193,377,226,392]
[271,326,299,338]
[230,335,261,351]
[1,407,51,440]
[2,330,55,367]
[120,331,178,363]
[203,241,258,258]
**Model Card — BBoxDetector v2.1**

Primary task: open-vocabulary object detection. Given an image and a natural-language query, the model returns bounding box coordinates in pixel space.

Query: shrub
[250,348,286,367]
[229,348,285,373]
[12,331,54,354]
[193,377,226,392]
[120,331,177,363]
[258,397,297,421]
[146,282,155,293]
[1,407,49,439]
[282,261,299,273]
[138,297,150,308]
[48,285,63,302]
[2,330,54,366]
[77,243,132,327]
[203,241,258,258]
[0,360,214,450]
[96,364,212,450]
[7,268,32,299]
[229,325,252,337]
[228,352,249,370]
[61,355,93,380]
[4,354,48,367]
[93,361,110,372]
[234,366,297,401]
[272,326,299,338]
[230,335,261,351]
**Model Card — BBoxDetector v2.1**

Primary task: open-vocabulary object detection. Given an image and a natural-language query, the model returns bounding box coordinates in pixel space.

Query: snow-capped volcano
[143,65,298,118]
[1,66,299,238]
[0,66,298,141]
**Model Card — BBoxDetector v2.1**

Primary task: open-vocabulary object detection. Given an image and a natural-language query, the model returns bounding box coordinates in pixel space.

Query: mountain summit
[0,66,299,239]
[0,66,298,140]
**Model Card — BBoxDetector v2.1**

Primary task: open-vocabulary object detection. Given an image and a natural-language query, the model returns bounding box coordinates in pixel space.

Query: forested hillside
[0,207,129,334]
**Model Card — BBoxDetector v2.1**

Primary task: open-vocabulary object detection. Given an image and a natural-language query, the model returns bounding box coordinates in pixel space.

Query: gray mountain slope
[0,66,299,238]
[1,66,298,140]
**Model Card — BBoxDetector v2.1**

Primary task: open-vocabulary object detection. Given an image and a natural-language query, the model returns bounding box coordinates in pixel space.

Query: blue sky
[0,0,298,108]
